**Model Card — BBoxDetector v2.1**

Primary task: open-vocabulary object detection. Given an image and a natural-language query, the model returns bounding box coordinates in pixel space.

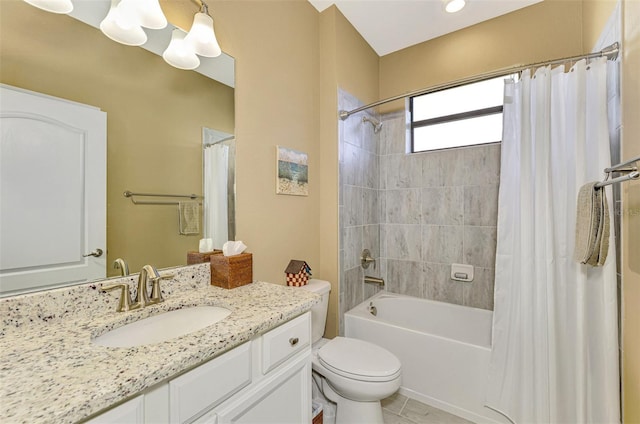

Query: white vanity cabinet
[86,312,311,424]
[85,395,144,424]
[207,312,312,424]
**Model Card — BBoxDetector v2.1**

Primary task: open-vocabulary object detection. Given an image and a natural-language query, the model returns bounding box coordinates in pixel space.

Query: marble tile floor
[381,393,474,424]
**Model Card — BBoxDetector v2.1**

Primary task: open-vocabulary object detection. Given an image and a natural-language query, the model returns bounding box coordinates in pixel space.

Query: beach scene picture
[276,146,309,196]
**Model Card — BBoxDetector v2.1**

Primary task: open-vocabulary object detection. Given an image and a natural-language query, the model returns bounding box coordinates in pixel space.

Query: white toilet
[301,279,402,424]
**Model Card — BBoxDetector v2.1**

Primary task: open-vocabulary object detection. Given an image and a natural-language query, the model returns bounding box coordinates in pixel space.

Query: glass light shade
[185,12,222,58]
[120,0,167,29]
[23,0,73,14]
[100,0,147,46]
[163,29,201,70]
[444,0,466,13]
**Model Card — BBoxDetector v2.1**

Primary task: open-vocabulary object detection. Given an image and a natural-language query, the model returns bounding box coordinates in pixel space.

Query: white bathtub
[344,292,508,424]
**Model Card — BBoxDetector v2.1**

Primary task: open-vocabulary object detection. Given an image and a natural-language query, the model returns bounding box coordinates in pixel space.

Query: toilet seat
[317,337,401,383]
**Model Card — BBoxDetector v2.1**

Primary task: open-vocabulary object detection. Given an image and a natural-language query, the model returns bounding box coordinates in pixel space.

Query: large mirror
[0,0,235,295]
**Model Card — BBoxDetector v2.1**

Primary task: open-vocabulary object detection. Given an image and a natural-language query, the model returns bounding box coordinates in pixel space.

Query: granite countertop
[0,263,319,423]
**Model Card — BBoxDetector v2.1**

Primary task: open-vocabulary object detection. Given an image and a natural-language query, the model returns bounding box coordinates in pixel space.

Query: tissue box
[210,253,253,289]
[187,250,222,265]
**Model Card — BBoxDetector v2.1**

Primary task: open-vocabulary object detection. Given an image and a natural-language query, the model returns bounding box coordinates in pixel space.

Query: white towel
[178,201,200,235]
[574,183,609,266]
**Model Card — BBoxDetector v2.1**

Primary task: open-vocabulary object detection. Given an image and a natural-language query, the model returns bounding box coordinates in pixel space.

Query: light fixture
[444,0,466,13]
[23,0,73,14]
[120,0,167,30]
[163,28,201,70]
[100,0,147,46]
[184,2,222,58]
[23,0,222,72]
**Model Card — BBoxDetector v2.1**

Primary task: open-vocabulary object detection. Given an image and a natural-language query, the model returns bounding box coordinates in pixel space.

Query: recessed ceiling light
[445,0,466,13]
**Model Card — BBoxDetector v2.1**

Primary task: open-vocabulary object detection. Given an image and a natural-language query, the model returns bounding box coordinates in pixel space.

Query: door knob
[83,248,104,258]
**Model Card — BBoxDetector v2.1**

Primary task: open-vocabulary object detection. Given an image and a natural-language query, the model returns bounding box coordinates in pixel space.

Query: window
[410,75,509,153]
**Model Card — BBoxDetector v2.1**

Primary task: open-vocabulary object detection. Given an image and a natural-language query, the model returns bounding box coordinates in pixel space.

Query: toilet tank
[300,279,331,344]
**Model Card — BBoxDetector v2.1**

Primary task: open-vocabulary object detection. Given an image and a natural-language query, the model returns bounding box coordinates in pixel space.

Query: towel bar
[124,190,202,205]
[596,156,639,188]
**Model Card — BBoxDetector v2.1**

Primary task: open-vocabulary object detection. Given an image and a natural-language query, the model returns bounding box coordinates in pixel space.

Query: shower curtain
[204,142,229,248]
[486,58,620,423]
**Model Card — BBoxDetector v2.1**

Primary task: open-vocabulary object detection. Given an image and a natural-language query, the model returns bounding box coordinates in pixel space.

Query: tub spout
[364,275,385,286]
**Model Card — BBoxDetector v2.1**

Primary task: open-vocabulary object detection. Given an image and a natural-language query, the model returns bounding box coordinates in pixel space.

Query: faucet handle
[361,249,376,270]
[102,283,135,312]
[148,277,164,305]
[134,265,154,306]
[148,274,174,305]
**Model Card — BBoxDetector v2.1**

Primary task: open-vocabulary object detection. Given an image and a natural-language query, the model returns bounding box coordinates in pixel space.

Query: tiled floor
[381,393,474,424]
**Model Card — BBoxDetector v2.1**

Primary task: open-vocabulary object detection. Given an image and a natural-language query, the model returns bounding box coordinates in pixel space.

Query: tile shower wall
[338,89,382,335]
[338,88,500,334]
[379,112,500,311]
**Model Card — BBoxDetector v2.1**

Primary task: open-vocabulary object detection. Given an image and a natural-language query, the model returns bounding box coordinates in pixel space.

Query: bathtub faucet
[364,275,385,286]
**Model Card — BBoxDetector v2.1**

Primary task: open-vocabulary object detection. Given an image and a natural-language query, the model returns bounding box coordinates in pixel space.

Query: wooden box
[187,250,222,265]
[312,410,323,424]
[210,252,253,289]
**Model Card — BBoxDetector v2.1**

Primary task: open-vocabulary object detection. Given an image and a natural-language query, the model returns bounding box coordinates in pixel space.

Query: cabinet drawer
[261,312,310,374]
[170,342,251,423]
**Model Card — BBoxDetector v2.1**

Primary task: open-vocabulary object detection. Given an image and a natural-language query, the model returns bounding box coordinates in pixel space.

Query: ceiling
[308,0,543,56]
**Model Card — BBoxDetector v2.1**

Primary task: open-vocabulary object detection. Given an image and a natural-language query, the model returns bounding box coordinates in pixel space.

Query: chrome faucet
[364,275,385,286]
[134,265,161,309]
[102,283,135,312]
[113,258,129,276]
[102,265,173,312]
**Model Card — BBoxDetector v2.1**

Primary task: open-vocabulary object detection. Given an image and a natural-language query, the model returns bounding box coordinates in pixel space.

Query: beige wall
[621,0,640,420]
[0,0,234,274]
[583,0,618,50]
[379,0,583,113]
[318,7,379,337]
[170,0,322,286]
[318,8,341,339]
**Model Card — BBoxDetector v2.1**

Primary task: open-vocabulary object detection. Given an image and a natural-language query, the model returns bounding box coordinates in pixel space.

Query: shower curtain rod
[338,42,619,120]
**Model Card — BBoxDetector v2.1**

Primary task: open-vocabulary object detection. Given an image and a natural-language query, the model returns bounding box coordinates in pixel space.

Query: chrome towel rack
[124,190,202,205]
[595,156,640,188]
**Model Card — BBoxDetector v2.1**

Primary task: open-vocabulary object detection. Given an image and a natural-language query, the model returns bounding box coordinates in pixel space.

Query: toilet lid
[318,337,401,382]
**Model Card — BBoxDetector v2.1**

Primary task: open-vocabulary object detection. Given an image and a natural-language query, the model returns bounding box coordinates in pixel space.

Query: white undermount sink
[93,306,231,348]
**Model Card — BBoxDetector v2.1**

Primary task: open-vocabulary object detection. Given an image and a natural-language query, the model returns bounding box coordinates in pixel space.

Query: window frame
[409,77,508,153]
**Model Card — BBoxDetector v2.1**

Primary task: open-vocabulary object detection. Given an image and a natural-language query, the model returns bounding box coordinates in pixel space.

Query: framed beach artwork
[276,146,309,196]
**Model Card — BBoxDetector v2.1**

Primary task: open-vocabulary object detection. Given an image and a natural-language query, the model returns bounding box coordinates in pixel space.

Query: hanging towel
[574,183,609,266]
[178,201,200,235]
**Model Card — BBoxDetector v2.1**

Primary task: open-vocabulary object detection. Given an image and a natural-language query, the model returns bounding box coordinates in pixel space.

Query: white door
[0,84,106,294]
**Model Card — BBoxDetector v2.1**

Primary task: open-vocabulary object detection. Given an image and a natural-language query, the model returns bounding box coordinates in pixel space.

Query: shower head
[362,116,383,134]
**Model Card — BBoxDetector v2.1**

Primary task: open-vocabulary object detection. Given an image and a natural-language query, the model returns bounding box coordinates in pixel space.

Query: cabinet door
[85,395,144,424]
[216,355,311,424]
[170,342,251,423]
